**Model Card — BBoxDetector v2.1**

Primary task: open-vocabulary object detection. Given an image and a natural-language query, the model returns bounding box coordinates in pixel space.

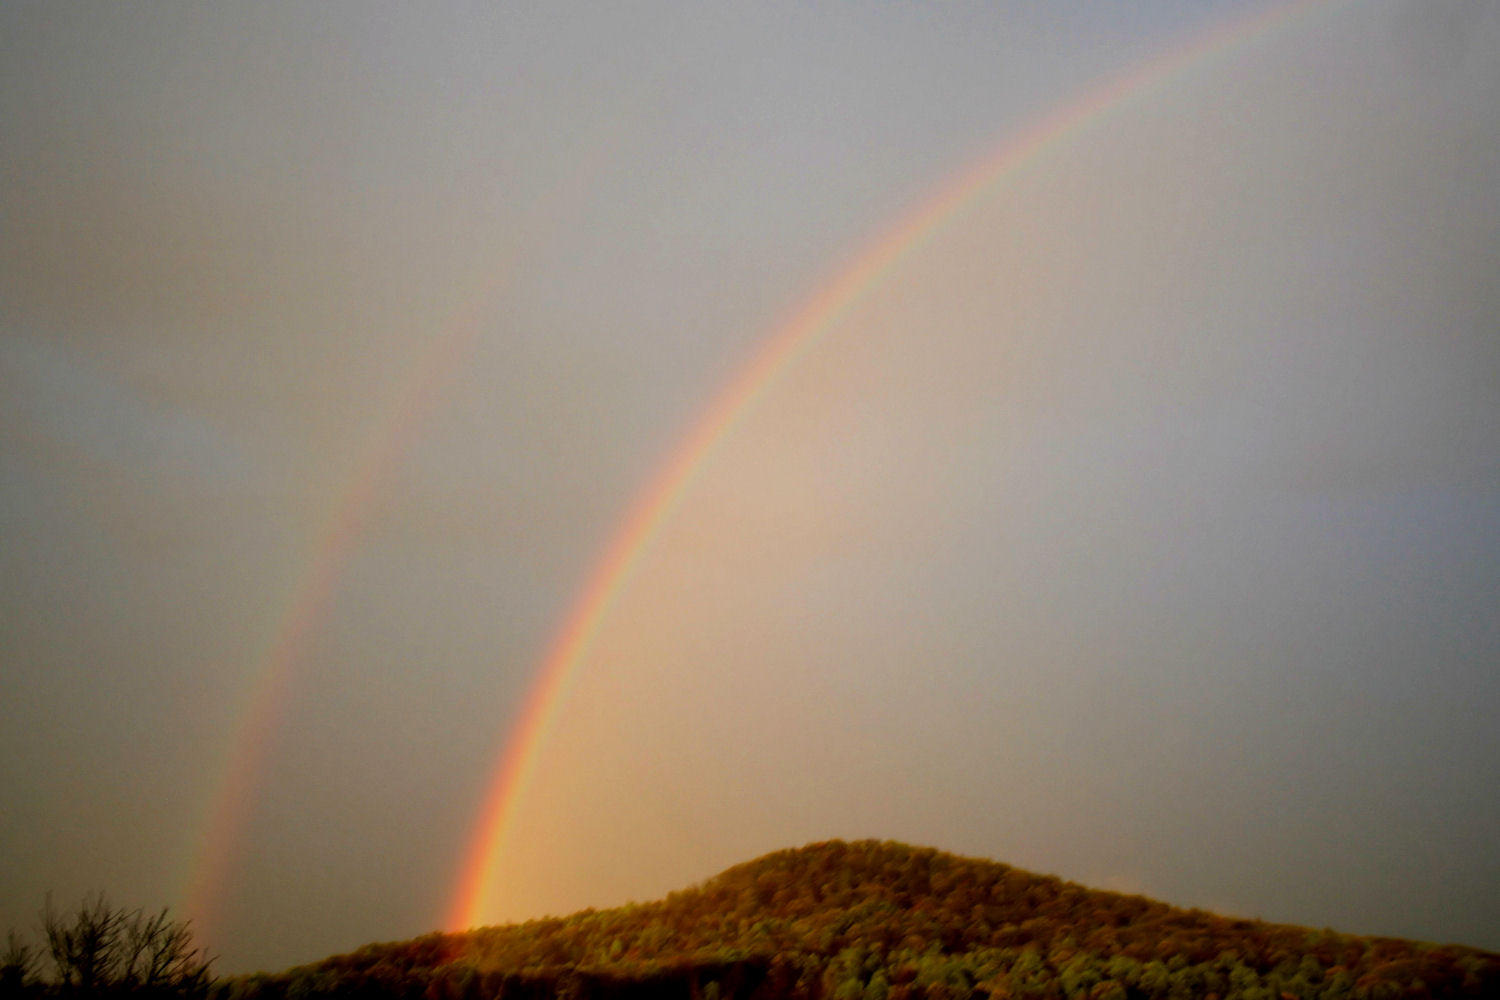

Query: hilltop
[230,840,1500,1000]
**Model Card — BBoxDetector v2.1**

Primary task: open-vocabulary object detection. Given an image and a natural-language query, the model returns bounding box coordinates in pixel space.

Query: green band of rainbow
[445,0,1346,932]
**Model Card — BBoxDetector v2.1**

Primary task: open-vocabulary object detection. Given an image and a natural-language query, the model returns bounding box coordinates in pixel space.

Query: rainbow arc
[444,0,1345,932]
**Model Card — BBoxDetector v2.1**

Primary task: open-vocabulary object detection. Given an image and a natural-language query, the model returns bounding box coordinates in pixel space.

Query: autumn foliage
[227,841,1498,1000]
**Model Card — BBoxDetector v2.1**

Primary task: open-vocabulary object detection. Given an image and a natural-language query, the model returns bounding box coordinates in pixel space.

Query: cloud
[0,335,259,553]
[1,336,249,482]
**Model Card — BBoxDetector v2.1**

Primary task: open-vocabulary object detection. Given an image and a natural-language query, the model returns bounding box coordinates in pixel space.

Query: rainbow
[178,128,623,941]
[179,287,498,942]
[445,0,1348,932]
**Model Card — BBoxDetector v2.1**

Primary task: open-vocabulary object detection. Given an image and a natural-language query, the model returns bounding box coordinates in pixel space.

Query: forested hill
[231,840,1499,1000]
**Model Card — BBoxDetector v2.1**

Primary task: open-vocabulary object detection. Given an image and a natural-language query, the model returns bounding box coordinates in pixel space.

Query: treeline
[225,840,1500,1000]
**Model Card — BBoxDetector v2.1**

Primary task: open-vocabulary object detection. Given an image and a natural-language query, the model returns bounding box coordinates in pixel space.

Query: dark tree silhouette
[2,895,215,1000]
[2,931,41,999]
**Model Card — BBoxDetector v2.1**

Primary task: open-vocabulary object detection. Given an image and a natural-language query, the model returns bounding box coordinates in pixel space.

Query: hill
[229,840,1500,1000]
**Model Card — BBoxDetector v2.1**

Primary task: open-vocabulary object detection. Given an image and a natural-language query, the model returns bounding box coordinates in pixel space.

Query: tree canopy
[225,841,1500,1000]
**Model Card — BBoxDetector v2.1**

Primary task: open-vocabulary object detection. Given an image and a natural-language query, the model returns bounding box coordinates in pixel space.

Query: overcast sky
[3,0,1498,975]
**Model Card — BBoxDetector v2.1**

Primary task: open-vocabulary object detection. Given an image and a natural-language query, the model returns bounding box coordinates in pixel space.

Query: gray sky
[3,0,1498,975]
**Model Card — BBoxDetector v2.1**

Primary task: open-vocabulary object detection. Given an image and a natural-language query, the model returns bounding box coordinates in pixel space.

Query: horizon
[3,0,1498,973]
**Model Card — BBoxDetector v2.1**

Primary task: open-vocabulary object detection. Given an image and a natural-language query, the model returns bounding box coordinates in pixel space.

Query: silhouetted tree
[5,894,217,1000]
[118,908,215,999]
[3,930,42,1000]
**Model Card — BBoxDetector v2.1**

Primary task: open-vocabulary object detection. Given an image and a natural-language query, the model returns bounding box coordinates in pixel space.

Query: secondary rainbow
[446,0,1348,932]
[175,117,631,943]
[179,287,498,943]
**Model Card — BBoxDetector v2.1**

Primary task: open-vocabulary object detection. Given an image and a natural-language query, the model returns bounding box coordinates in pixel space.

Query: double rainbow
[176,0,1347,943]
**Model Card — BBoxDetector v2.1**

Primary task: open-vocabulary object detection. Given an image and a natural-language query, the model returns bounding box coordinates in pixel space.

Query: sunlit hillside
[229,841,1500,1000]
